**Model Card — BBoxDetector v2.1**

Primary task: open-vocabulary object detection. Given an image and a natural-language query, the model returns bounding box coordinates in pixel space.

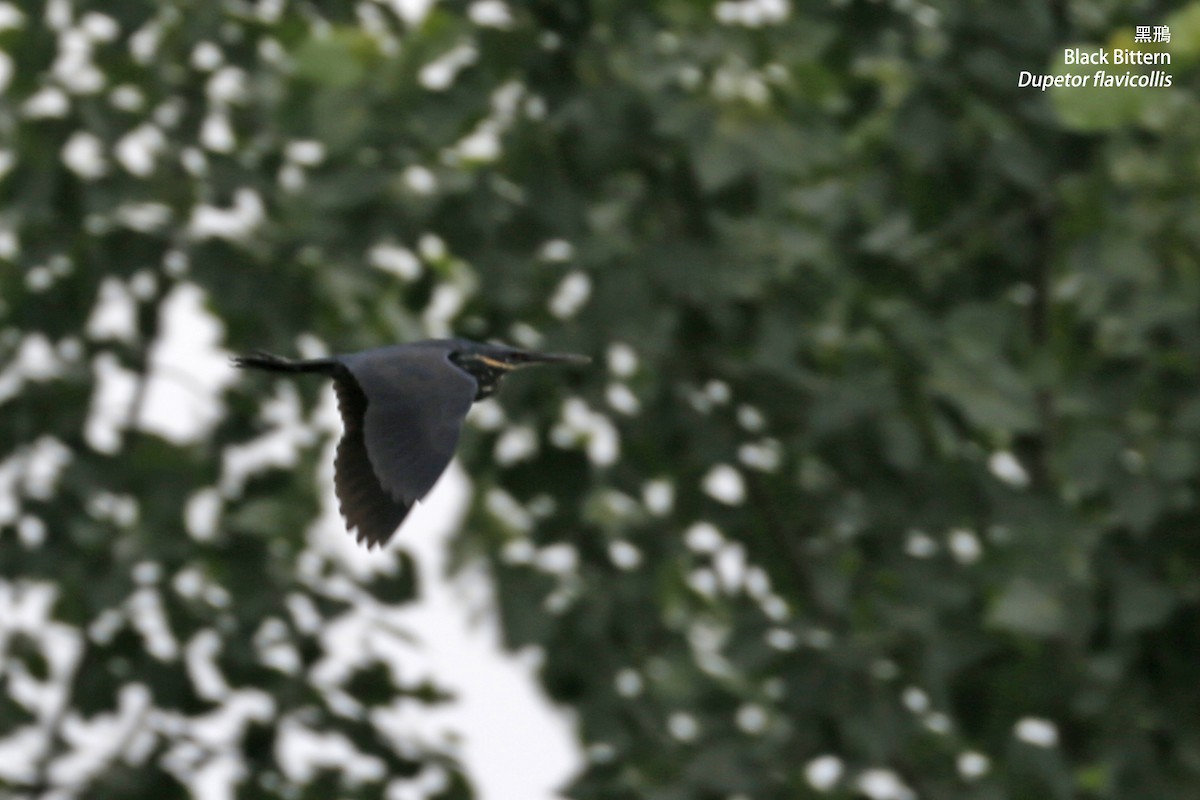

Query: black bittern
[233,339,589,547]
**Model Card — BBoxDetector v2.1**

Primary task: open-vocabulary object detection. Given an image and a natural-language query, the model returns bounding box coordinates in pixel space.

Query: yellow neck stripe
[476,355,516,370]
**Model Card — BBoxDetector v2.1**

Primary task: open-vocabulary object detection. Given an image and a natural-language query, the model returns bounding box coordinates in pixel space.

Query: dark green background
[2,0,1199,797]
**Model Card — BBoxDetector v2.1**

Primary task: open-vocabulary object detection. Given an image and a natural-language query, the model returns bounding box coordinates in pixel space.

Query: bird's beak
[513,349,591,368]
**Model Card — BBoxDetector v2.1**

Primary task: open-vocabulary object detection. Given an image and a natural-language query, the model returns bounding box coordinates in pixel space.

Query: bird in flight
[234,339,589,548]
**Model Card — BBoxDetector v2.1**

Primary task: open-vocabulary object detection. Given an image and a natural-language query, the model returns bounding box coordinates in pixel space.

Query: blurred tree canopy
[2,0,1200,798]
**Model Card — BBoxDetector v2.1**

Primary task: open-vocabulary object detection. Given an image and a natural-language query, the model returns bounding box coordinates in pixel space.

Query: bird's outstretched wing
[330,369,412,547]
[339,345,477,510]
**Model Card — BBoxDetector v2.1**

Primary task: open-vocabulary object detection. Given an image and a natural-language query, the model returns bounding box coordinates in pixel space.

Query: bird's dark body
[233,339,587,548]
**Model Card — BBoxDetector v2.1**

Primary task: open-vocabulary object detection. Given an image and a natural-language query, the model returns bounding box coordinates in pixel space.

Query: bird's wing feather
[340,346,477,507]
[331,371,412,547]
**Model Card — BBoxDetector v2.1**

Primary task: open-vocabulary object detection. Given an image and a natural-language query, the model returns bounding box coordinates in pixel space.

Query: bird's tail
[232,351,340,376]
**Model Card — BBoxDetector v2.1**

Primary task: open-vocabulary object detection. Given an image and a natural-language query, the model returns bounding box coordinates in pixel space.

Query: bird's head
[448,341,590,400]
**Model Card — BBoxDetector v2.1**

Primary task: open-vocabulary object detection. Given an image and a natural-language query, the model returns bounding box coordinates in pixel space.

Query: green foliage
[2,0,1199,798]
